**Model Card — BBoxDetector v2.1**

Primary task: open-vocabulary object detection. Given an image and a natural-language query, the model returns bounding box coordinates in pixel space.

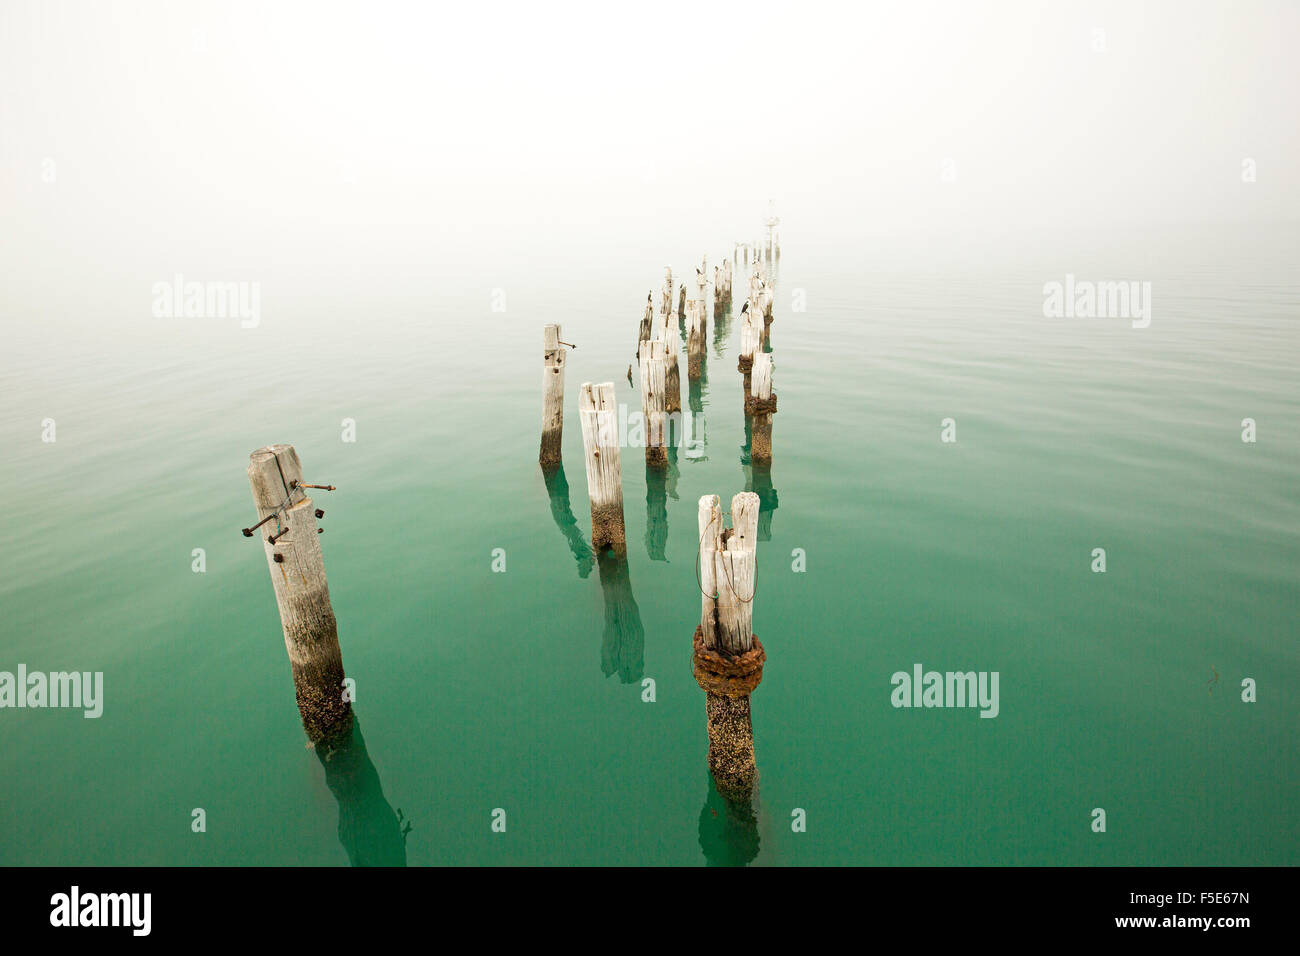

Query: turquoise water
[1,222,1297,866]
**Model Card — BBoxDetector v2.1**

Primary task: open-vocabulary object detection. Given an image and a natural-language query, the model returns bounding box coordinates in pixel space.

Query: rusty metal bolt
[242,513,276,538]
[273,553,284,563]
[315,509,324,519]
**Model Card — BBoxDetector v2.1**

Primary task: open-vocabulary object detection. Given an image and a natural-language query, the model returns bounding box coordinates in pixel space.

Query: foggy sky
[0,0,1295,285]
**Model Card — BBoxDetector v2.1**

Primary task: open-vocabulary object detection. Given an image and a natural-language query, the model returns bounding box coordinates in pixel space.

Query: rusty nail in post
[242,513,276,538]
[317,528,324,534]
[558,340,577,349]
[315,509,324,519]
[299,483,336,491]
[273,553,284,563]
[268,527,289,544]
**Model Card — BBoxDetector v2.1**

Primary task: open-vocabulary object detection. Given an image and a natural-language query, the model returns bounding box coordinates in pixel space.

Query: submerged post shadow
[712,301,732,359]
[542,462,596,578]
[596,549,645,683]
[741,417,779,540]
[698,772,760,867]
[644,449,681,561]
[314,717,409,867]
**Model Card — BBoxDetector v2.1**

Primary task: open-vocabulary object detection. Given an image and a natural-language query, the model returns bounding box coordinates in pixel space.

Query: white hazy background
[0,0,1296,335]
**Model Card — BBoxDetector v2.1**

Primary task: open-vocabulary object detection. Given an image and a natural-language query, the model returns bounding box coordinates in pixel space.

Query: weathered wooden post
[687,300,707,379]
[678,284,686,323]
[246,444,351,744]
[638,340,668,467]
[759,284,774,347]
[539,324,567,467]
[696,257,709,321]
[738,300,760,398]
[723,258,733,308]
[694,493,764,802]
[661,314,682,423]
[747,352,777,464]
[663,266,673,317]
[578,382,627,555]
[637,292,653,357]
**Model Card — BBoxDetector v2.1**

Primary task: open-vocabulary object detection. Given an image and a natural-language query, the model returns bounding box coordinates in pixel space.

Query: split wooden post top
[698,492,760,654]
[248,444,332,616]
[578,382,626,553]
[539,323,567,467]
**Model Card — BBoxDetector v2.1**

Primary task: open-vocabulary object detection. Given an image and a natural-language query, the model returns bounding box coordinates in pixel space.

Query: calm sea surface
[1,221,1296,865]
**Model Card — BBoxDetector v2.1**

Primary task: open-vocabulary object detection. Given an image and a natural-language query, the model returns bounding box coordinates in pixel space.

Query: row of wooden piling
[534,243,781,808]
[238,231,782,854]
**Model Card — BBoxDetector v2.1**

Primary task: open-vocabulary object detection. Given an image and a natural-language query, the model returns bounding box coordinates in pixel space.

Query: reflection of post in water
[686,336,708,461]
[645,461,668,562]
[740,416,779,539]
[643,449,681,561]
[698,772,760,866]
[315,718,409,867]
[542,463,595,578]
[712,299,732,358]
[597,550,645,683]
[746,461,779,543]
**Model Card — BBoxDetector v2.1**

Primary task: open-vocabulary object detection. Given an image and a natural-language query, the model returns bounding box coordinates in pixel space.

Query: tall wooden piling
[637,293,653,356]
[539,324,566,467]
[678,284,686,322]
[738,300,760,397]
[663,267,673,317]
[759,284,774,346]
[694,492,763,802]
[247,444,352,744]
[578,382,626,554]
[687,300,706,379]
[696,257,709,321]
[661,315,682,421]
[638,340,668,467]
[747,352,776,464]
